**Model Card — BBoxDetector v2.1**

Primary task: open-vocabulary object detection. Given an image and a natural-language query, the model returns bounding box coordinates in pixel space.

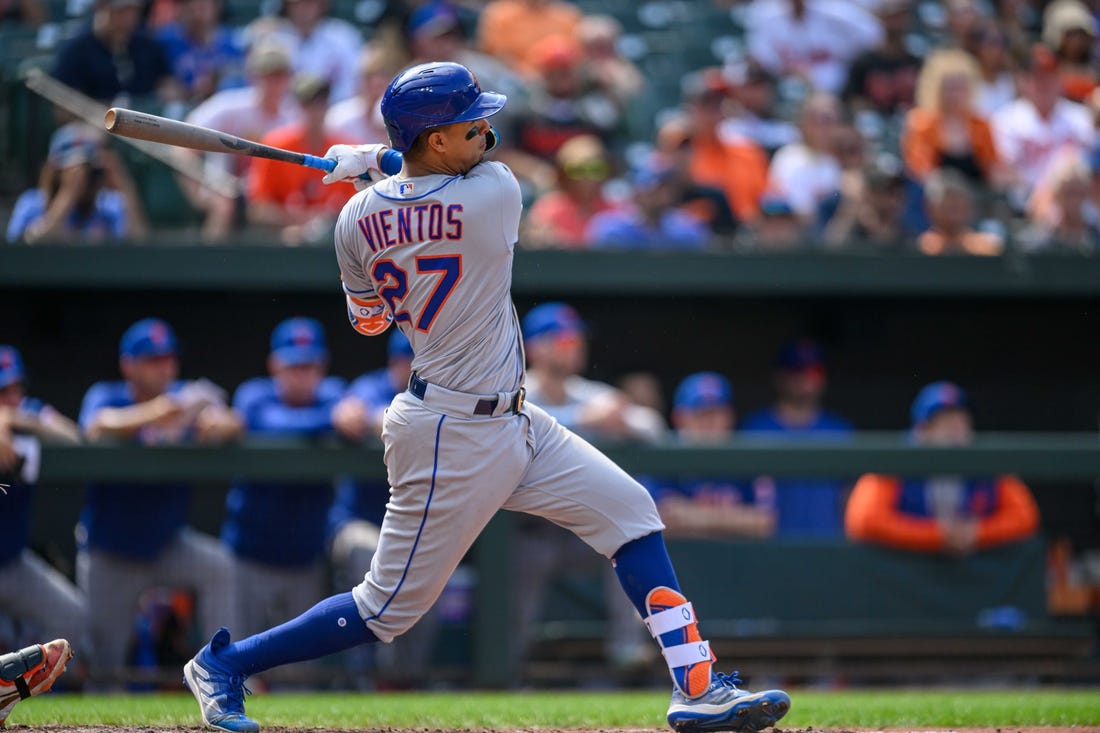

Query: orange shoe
[645,586,713,698]
[0,639,74,727]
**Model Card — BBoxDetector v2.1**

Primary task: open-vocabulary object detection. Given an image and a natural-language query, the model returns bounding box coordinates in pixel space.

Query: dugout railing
[30,436,1100,687]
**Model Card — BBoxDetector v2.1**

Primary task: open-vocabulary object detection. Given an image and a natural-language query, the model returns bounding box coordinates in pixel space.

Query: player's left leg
[510,405,790,733]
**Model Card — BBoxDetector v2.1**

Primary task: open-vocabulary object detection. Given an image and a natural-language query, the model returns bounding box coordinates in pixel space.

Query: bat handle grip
[312,149,404,179]
[303,154,336,172]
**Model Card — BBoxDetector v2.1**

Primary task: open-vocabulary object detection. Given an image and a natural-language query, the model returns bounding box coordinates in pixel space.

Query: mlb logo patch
[399,182,415,196]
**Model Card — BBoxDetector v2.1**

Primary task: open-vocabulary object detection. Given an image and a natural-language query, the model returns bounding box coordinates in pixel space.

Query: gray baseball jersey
[334,161,664,643]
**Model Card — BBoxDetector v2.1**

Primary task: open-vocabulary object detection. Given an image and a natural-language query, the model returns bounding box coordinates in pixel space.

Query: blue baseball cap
[674,372,732,411]
[911,381,969,426]
[522,302,586,342]
[388,329,414,360]
[120,318,178,359]
[270,317,328,366]
[775,338,824,372]
[0,345,26,388]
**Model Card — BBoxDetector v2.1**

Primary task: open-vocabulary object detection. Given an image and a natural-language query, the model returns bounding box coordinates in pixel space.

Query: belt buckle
[513,387,526,414]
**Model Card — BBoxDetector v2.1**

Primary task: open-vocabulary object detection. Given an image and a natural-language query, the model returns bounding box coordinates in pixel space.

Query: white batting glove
[322,144,388,186]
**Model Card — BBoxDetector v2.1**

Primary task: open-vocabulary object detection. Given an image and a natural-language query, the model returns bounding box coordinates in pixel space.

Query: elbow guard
[346,293,392,336]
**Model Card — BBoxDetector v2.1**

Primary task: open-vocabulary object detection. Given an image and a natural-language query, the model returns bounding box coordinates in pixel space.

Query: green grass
[9,689,1100,728]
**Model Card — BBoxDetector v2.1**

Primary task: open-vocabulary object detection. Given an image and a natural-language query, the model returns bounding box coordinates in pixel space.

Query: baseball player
[0,346,86,651]
[183,61,790,733]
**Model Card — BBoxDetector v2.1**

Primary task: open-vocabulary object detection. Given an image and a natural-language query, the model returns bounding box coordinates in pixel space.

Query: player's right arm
[334,195,392,337]
[79,383,183,441]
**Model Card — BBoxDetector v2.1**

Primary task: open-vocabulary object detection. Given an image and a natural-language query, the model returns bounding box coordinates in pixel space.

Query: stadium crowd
[1,0,1099,251]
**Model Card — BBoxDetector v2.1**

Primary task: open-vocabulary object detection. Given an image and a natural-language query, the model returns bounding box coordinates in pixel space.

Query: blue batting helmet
[380,62,507,152]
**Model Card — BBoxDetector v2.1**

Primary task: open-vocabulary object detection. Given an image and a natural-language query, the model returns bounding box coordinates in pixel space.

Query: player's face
[271,360,326,406]
[776,366,825,404]
[122,355,179,398]
[674,406,734,443]
[436,118,492,174]
[388,356,413,392]
[916,408,974,447]
[0,382,25,409]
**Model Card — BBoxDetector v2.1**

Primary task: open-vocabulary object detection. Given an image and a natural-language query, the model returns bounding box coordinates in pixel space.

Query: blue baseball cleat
[183,627,259,732]
[666,672,791,733]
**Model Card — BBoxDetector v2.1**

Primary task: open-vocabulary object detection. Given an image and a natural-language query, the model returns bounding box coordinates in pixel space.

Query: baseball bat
[104,107,404,177]
[23,68,241,198]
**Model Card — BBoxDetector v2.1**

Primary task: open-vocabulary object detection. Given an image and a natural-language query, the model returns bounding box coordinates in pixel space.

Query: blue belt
[408,373,525,416]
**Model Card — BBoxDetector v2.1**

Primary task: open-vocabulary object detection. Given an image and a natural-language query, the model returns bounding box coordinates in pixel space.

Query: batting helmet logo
[380,62,507,152]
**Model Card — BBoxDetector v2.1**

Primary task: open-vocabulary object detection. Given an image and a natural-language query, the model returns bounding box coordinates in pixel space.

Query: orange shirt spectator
[477,0,582,78]
[903,108,999,181]
[903,48,1004,187]
[670,70,769,222]
[247,76,355,245]
[846,381,1039,555]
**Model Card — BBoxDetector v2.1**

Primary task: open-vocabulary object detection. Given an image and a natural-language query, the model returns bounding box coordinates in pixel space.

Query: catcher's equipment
[380,62,507,152]
[0,639,74,726]
[346,292,393,336]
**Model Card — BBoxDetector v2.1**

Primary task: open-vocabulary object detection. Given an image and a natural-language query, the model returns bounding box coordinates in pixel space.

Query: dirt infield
[10,727,1100,733]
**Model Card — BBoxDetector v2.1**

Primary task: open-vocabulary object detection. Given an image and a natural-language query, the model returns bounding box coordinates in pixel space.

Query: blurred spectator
[1017,150,1100,254]
[843,0,921,118]
[845,381,1040,555]
[328,329,444,689]
[644,372,776,540]
[52,0,182,105]
[673,69,770,223]
[0,0,46,26]
[742,338,854,537]
[969,21,1018,117]
[222,318,354,640]
[514,34,622,162]
[246,76,356,246]
[78,318,241,686]
[404,0,526,131]
[325,46,402,145]
[917,168,1003,255]
[516,302,662,678]
[767,92,844,225]
[0,345,85,650]
[745,0,882,94]
[155,0,247,104]
[521,134,614,249]
[822,154,909,250]
[1042,0,1098,104]
[991,45,1094,205]
[244,0,363,103]
[177,42,298,242]
[476,0,582,79]
[656,118,739,240]
[7,123,148,244]
[586,155,711,250]
[576,14,644,112]
[944,0,987,51]
[723,61,800,158]
[737,195,806,250]
[902,49,1007,188]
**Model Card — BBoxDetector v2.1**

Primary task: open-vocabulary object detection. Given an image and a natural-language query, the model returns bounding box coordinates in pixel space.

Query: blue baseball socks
[213,592,376,676]
[613,532,714,698]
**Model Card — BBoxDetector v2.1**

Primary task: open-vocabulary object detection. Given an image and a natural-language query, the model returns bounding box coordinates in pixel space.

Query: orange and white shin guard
[644,586,715,699]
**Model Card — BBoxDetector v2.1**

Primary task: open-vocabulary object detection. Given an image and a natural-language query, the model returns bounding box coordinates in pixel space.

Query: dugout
[2,245,1099,686]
